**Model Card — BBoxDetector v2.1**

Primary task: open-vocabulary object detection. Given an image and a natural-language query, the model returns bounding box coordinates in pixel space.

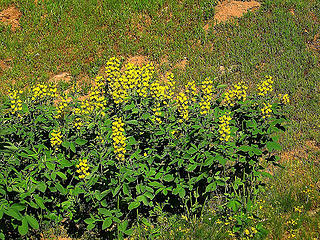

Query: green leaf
[11,203,25,211]
[25,215,39,230]
[127,136,137,146]
[5,207,23,220]
[266,141,282,151]
[22,103,29,114]
[123,102,135,111]
[119,220,129,232]
[123,183,129,195]
[28,201,39,209]
[84,218,94,225]
[148,181,164,188]
[178,187,186,198]
[187,163,197,172]
[217,84,227,88]
[227,199,241,212]
[187,147,197,155]
[102,217,112,230]
[18,217,28,236]
[155,130,165,135]
[98,208,112,216]
[50,172,56,181]
[239,145,251,152]
[252,148,262,155]
[56,172,67,180]
[142,113,150,120]
[75,138,88,146]
[128,201,140,210]
[3,142,19,151]
[70,142,76,153]
[126,120,138,125]
[191,125,201,129]
[163,174,174,182]
[87,223,95,230]
[59,159,73,167]
[55,183,67,195]
[112,185,121,197]
[144,191,154,200]
[34,195,46,209]
[46,162,55,171]
[205,182,217,192]
[61,141,70,148]
[95,190,102,201]
[215,154,226,166]
[137,195,149,206]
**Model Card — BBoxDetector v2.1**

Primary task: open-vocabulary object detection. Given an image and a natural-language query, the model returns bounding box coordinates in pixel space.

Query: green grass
[1,0,320,239]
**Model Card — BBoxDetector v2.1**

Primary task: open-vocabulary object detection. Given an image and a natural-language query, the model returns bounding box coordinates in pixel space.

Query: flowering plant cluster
[0,57,289,239]
[76,158,90,179]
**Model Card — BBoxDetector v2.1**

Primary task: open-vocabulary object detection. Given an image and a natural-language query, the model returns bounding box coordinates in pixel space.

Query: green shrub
[0,57,288,239]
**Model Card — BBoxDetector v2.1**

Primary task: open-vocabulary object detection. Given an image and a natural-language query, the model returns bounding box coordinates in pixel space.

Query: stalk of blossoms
[199,77,214,115]
[8,88,23,118]
[218,112,232,142]
[50,128,63,151]
[279,93,290,105]
[257,75,273,97]
[112,117,127,162]
[176,91,189,123]
[223,81,248,107]
[185,80,198,104]
[76,158,90,179]
[261,103,272,119]
[31,82,58,103]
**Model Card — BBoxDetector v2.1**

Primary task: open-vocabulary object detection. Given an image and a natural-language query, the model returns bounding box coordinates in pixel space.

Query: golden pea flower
[8,88,23,118]
[261,102,272,119]
[50,128,63,150]
[176,92,189,122]
[223,81,248,107]
[76,158,90,179]
[279,93,290,104]
[257,75,273,96]
[112,117,127,162]
[218,112,232,141]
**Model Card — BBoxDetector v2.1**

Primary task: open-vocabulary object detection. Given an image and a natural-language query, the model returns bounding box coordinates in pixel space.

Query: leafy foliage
[0,57,288,239]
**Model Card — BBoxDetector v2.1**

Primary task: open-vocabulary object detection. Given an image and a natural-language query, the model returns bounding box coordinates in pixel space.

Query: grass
[0,0,319,239]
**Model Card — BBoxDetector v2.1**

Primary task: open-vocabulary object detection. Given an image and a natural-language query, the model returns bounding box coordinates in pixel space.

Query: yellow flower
[76,158,90,180]
[257,76,273,96]
[219,112,232,141]
[261,102,272,119]
[279,93,290,104]
[223,81,248,107]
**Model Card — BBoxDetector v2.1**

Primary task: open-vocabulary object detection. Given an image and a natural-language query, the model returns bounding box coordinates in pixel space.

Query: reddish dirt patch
[203,0,260,32]
[125,55,150,68]
[34,0,45,4]
[0,6,22,32]
[307,32,320,53]
[131,13,152,34]
[174,58,189,70]
[48,72,72,85]
[0,58,12,71]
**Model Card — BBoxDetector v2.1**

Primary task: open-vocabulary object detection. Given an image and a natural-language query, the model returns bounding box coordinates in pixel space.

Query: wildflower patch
[0,57,289,239]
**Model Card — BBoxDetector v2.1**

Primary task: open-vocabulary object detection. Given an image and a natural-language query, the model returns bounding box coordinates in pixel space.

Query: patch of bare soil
[174,57,189,70]
[0,58,12,71]
[307,32,320,53]
[203,0,260,32]
[0,5,22,32]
